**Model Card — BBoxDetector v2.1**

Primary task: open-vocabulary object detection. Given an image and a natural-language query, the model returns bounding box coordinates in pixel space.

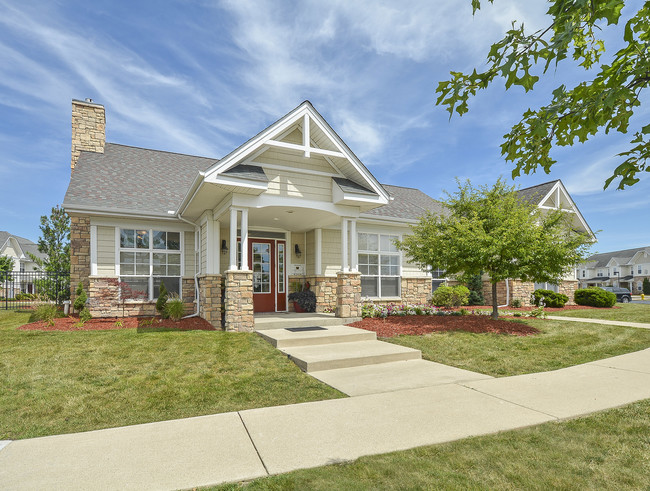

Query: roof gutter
[177,171,206,216]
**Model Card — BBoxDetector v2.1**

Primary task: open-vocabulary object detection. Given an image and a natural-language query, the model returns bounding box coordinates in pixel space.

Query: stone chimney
[71,98,105,174]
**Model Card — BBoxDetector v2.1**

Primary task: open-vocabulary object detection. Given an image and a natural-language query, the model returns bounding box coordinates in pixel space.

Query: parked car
[600,286,632,303]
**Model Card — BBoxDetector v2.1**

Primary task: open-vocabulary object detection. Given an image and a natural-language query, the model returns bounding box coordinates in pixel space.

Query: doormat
[285,326,327,332]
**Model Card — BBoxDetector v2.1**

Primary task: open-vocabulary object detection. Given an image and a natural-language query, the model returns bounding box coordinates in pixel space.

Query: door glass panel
[278,244,285,293]
[252,243,271,293]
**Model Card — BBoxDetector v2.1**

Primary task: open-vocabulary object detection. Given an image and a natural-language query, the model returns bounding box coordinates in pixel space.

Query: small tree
[398,178,592,319]
[643,278,650,295]
[464,273,485,306]
[156,281,169,318]
[0,256,13,281]
[73,282,87,313]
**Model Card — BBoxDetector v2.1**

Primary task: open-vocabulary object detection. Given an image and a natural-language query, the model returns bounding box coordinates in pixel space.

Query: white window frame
[117,228,184,300]
[358,232,401,298]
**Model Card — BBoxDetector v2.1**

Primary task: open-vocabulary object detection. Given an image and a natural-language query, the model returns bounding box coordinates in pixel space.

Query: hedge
[574,287,616,308]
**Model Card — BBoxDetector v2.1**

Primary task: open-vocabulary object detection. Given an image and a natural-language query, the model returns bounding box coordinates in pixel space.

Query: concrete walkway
[547,315,650,329]
[1,348,649,490]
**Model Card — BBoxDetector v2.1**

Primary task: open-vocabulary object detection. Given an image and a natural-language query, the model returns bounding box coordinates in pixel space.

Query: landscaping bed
[18,315,216,331]
[350,315,540,337]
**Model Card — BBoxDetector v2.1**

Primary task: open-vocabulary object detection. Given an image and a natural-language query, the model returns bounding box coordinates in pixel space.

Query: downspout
[177,214,200,319]
[497,278,510,308]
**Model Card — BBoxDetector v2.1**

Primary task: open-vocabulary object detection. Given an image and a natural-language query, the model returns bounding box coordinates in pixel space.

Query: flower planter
[292,301,306,313]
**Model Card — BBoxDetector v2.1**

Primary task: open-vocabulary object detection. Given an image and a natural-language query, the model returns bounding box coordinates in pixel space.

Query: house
[577,246,650,293]
[0,231,46,297]
[62,99,592,330]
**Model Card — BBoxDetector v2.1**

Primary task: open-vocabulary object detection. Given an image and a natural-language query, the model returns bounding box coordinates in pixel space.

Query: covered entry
[248,237,287,312]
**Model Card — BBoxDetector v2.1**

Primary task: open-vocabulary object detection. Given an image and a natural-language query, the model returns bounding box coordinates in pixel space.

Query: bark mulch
[462,304,618,312]
[349,315,540,338]
[18,315,216,332]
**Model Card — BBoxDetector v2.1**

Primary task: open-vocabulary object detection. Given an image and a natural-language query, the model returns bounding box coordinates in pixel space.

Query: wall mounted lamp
[221,239,228,255]
[294,244,302,258]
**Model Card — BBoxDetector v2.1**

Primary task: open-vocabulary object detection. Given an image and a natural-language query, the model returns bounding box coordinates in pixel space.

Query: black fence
[0,271,70,310]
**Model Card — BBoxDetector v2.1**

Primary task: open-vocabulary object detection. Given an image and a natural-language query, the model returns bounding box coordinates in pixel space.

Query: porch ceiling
[220,206,340,232]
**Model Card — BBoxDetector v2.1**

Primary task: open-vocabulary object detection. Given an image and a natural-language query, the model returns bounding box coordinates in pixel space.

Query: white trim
[265,139,345,159]
[211,175,269,190]
[341,218,349,272]
[350,220,358,272]
[241,208,249,271]
[302,113,310,158]
[177,172,207,216]
[231,194,360,217]
[213,220,220,275]
[65,205,182,221]
[206,213,214,274]
[90,217,194,232]
[90,225,98,276]
[315,228,322,275]
[253,161,343,178]
[229,208,238,271]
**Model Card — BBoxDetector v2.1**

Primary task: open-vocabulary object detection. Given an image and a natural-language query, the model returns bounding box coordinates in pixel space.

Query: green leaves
[437,0,649,189]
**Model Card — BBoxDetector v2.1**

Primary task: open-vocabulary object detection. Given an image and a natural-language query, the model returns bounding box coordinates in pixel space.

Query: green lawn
[548,302,650,323]
[385,318,650,376]
[212,399,650,490]
[0,311,343,440]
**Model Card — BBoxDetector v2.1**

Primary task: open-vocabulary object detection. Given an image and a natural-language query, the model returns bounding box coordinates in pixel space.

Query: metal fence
[0,271,70,310]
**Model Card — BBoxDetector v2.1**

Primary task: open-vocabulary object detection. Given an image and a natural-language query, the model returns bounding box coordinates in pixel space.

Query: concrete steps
[258,325,421,372]
[254,313,361,331]
[258,325,376,348]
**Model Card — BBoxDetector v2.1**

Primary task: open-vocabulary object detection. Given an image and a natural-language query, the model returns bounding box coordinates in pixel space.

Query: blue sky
[1,0,648,254]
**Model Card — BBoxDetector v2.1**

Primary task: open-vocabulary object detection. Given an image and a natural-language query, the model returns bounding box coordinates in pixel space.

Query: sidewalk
[1,348,649,490]
[546,315,650,329]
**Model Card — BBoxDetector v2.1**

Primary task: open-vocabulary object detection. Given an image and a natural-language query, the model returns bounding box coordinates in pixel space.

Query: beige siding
[263,168,332,202]
[219,227,229,272]
[305,230,315,275]
[322,229,341,275]
[280,128,303,145]
[184,231,195,276]
[291,232,305,269]
[253,148,338,175]
[2,243,17,261]
[96,226,115,275]
[200,222,207,274]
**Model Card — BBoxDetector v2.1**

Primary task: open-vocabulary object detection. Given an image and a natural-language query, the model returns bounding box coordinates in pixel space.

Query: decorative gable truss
[535,181,594,238]
[201,101,389,209]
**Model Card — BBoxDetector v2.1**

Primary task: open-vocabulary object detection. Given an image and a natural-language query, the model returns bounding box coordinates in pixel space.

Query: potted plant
[289,282,316,313]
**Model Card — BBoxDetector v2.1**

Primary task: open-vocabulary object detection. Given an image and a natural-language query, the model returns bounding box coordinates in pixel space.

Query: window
[582,270,586,278]
[19,263,25,273]
[534,282,559,293]
[278,243,285,293]
[119,228,182,299]
[638,281,643,291]
[638,265,642,274]
[358,233,400,297]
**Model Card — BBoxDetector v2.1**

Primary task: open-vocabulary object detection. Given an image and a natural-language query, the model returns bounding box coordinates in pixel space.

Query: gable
[202,101,389,205]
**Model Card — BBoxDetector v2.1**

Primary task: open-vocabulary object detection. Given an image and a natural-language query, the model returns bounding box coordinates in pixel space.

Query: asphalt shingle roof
[584,246,650,268]
[222,164,268,182]
[0,231,46,261]
[333,177,377,196]
[63,143,217,216]
[516,180,558,205]
[364,185,445,220]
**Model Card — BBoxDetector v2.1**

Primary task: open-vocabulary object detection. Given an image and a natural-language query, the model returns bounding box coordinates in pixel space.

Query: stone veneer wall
[71,100,105,173]
[336,272,361,318]
[198,274,223,328]
[361,277,432,306]
[224,270,254,332]
[88,277,195,317]
[70,215,91,303]
[303,275,337,312]
[448,279,578,306]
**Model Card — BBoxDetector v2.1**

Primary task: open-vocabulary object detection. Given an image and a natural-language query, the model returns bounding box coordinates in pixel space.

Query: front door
[248,239,287,313]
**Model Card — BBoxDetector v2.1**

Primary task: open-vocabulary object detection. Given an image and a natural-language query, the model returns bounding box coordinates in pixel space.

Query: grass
[385,318,650,377]
[547,302,650,323]
[0,311,344,440]
[212,399,650,490]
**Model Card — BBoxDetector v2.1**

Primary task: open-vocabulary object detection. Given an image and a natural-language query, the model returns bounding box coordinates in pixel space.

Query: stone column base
[224,270,254,332]
[303,275,338,312]
[336,271,361,318]
[198,274,222,328]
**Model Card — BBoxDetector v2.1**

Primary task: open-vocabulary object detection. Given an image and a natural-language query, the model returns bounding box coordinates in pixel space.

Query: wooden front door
[248,239,287,313]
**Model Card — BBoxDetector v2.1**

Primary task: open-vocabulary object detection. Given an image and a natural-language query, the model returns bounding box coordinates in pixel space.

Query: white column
[90,225,97,276]
[214,220,220,274]
[350,220,358,272]
[315,228,322,275]
[229,208,238,271]
[341,218,349,272]
[241,208,249,271]
[206,213,214,274]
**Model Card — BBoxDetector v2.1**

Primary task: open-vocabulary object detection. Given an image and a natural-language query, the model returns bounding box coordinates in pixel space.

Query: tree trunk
[491,282,499,320]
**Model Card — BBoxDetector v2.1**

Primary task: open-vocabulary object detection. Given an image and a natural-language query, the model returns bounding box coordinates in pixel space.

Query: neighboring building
[577,246,650,293]
[62,99,593,330]
[0,231,46,297]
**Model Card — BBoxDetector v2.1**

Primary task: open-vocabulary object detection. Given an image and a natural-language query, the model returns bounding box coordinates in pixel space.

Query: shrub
[156,281,169,318]
[574,287,616,307]
[165,295,185,321]
[33,303,59,326]
[73,282,87,312]
[532,289,568,308]
[465,274,485,305]
[643,278,650,295]
[431,285,470,308]
[79,307,92,324]
[288,290,317,312]
[510,298,522,308]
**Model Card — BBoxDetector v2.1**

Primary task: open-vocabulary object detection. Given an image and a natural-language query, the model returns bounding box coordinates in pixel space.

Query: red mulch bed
[461,304,619,312]
[18,315,216,332]
[350,315,540,337]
